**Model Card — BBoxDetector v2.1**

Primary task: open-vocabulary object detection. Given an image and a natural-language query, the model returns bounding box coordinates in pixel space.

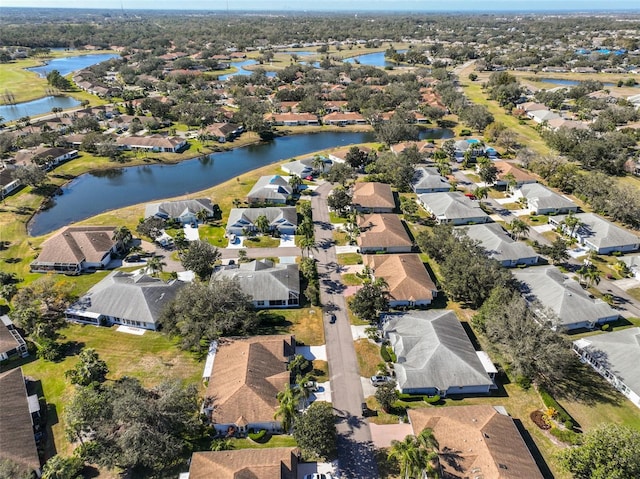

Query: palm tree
[296,374,313,410]
[173,230,189,252]
[232,198,242,208]
[288,174,303,192]
[509,218,530,240]
[473,186,489,204]
[254,214,271,235]
[146,256,166,277]
[311,155,325,174]
[274,384,301,433]
[562,211,582,238]
[112,226,132,251]
[210,438,234,451]
[299,235,316,258]
[196,208,209,224]
[388,435,428,479]
[503,172,517,193]
[416,428,441,479]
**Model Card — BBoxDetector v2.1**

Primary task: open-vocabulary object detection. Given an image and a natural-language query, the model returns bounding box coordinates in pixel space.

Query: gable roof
[205,335,294,425]
[227,207,297,231]
[517,183,576,211]
[574,328,640,397]
[357,214,412,250]
[458,223,538,264]
[247,175,293,202]
[411,167,451,192]
[145,198,214,220]
[494,161,537,184]
[363,254,436,303]
[418,192,489,221]
[33,226,117,266]
[383,310,493,392]
[0,315,24,356]
[512,265,617,328]
[0,368,40,476]
[408,405,544,479]
[554,212,639,250]
[212,260,300,302]
[352,182,395,210]
[66,271,185,327]
[189,447,299,479]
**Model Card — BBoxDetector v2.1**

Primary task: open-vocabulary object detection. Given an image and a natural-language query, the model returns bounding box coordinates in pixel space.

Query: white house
[418,192,490,225]
[549,213,640,254]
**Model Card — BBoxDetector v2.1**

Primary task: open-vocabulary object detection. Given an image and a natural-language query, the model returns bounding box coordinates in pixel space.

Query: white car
[370,375,390,386]
[304,474,333,479]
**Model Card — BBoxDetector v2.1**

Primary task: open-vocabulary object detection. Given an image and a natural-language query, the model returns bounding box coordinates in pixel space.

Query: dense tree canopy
[293,401,337,460]
[180,240,221,280]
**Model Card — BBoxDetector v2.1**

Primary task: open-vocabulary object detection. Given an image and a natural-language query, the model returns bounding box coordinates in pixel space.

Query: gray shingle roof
[554,212,639,251]
[383,310,493,392]
[145,198,214,220]
[418,192,489,222]
[517,183,576,211]
[66,271,185,327]
[226,207,297,232]
[411,167,451,193]
[457,223,538,264]
[512,265,617,328]
[247,175,293,202]
[212,260,299,302]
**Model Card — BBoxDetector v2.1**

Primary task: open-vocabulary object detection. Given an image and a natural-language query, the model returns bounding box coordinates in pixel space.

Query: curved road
[311,182,379,479]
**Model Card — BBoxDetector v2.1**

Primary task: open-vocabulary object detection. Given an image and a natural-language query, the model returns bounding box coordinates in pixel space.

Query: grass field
[354,338,383,378]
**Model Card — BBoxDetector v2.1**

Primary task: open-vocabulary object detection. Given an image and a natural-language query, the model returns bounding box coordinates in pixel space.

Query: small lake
[344,51,406,68]
[538,78,638,88]
[28,131,378,236]
[0,96,82,123]
[27,53,120,78]
[219,59,277,80]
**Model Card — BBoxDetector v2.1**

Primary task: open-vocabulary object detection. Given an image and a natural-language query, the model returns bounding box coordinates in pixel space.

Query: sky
[3,0,640,11]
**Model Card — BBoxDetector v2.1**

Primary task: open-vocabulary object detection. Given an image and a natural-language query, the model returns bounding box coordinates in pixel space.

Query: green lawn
[333,230,349,246]
[242,235,281,248]
[341,273,363,286]
[16,324,203,457]
[337,252,362,265]
[628,288,640,302]
[329,212,346,224]
[229,435,298,450]
[198,223,228,248]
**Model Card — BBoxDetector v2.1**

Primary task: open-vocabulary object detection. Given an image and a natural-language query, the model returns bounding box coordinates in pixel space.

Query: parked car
[304,474,333,479]
[370,375,390,387]
[328,313,337,324]
[124,255,141,263]
[305,175,314,181]
[228,233,237,244]
[304,380,319,392]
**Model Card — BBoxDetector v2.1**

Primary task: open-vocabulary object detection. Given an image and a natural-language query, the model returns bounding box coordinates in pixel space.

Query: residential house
[226,207,298,236]
[453,139,485,162]
[528,109,562,124]
[411,167,451,194]
[418,192,490,225]
[513,265,618,331]
[321,111,366,125]
[390,141,436,158]
[0,315,28,361]
[513,183,578,215]
[145,198,217,225]
[30,226,120,274]
[357,213,413,254]
[621,255,640,280]
[187,448,300,479]
[0,368,42,478]
[408,405,544,479]
[0,167,20,198]
[573,328,640,409]
[281,157,330,178]
[457,223,539,267]
[493,161,537,190]
[115,135,187,153]
[382,310,496,396]
[264,112,319,126]
[327,145,373,164]
[549,213,639,254]
[546,117,589,131]
[212,260,300,309]
[352,182,395,213]
[363,254,436,307]
[65,271,186,330]
[13,146,78,170]
[247,175,293,205]
[203,335,295,436]
[201,122,242,142]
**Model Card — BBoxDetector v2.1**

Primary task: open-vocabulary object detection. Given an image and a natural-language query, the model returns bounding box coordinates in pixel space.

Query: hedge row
[248,429,267,441]
[538,387,575,427]
[550,427,582,445]
[397,393,441,404]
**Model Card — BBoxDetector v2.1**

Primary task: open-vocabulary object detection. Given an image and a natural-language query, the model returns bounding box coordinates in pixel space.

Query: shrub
[564,420,574,430]
[460,129,472,136]
[538,387,574,425]
[530,410,551,430]
[601,323,611,331]
[424,394,441,404]
[515,375,532,390]
[550,427,582,445]
[380,345,391,362]
[398,393,424,402]
[248,429,267,442]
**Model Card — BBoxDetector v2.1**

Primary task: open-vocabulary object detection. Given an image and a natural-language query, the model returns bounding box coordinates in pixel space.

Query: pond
[219,59,277,80]
[344,51,406,68]
[28,131,378,236]
[0,96,82,123]
[26,53,120,78]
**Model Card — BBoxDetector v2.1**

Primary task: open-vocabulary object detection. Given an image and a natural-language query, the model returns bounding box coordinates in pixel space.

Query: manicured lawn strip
[311,360,329,383]
[332,230,349,246]
[242,235,281,248]
[341,273,363,286]
[229,435,298,449]
[257,308,325,346]
[354,338,382,378]
[337,252,362,265]
[20,323,203,457]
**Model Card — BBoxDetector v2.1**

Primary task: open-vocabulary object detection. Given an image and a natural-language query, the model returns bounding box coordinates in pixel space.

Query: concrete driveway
[369,423,414,448]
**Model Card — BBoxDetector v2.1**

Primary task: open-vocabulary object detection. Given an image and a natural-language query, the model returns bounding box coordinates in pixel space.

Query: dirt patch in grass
[354,338,382,378]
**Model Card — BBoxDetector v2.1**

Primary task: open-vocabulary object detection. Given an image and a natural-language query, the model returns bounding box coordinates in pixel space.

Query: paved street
[311,182,379,479]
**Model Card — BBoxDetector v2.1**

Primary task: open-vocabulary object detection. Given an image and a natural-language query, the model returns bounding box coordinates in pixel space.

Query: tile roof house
[187,447,300,479]
[327,146,373,164]
[115,134,187,153]
[201,122,243,142]
[264,112,320,126]
[513,183,578,215]
[227,207,298,236]
[65,271,186,330]
[30,226,120,275]
[411,167,451,194]
[513,265,618,331]
[247,175,294,205]
[408,405,544,479]
[382,310,495,396]
[357,213,413,254]
[352,182,395,213]
[203,335,295,436]
[0,368,41,478]
[13,146,78,170]
[493,161,537,189]
[321,111,366,125]
[457,223,539,267]
[549,213,639,254]
[573,328,640,409]
[212,260,300,309]
[418,192,490,225]
[363,254,436,307]
[0,315,28,361]
[145,198,217,225]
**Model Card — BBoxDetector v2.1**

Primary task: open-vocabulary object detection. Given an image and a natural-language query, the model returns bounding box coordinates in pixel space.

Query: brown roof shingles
[206,335,294,426]
[352,182,395,210]
[363,254,436,303]
[357,214,412,250]
[408,405,544,479]
[189,447,299,479]
[34,226,117,265]
[0,368,40,475]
